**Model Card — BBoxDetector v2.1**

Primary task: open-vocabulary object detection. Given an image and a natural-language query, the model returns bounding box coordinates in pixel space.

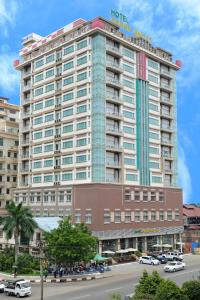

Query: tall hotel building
[14,17,183,252]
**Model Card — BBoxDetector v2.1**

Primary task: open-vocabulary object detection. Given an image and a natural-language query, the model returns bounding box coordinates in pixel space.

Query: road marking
[106,287,122,292]
[165,269,199,279]
[71,295,91,300]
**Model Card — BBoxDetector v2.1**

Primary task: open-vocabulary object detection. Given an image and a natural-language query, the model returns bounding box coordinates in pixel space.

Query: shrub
[154,279,188,300]
[135,251,142,258]
[182,280,200,300]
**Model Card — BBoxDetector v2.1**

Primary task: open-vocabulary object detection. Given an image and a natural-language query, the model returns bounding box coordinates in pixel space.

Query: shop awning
[102,250,115,254]
[93,254,109,261]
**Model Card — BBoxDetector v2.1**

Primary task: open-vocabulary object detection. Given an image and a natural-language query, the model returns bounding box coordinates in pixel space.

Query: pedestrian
[53,268,57,278]
[43,269,48,280]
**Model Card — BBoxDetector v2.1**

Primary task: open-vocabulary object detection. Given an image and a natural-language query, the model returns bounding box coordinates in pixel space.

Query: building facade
[14,17,183,252]
[0,97,19,208]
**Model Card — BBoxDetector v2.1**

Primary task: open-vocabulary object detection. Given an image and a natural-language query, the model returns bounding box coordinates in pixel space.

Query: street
[1,255,200,300]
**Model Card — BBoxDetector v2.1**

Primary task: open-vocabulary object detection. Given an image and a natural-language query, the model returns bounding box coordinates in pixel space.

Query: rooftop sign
[110,9,131,32]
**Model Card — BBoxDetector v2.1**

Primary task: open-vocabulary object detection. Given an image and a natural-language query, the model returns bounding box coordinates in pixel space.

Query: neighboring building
[0,97,19,208]
[13,16,183,252]
[182,204,200,253]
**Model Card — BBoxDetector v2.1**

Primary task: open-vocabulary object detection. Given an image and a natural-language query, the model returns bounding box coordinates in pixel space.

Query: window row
[124,190,165,202]
[32,169,89,183]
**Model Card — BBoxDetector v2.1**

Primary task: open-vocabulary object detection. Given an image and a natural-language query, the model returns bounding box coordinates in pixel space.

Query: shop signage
[133,229,160,235]
[110,9,132,32]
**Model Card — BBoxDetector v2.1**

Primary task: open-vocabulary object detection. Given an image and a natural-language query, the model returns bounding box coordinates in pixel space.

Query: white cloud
[178,147,192,203]
[0,53,19,93]
[0,0,18,36]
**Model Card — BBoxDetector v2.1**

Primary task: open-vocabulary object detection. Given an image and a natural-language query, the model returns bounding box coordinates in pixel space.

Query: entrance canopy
[93,254,108,261]
[102,250,115,255]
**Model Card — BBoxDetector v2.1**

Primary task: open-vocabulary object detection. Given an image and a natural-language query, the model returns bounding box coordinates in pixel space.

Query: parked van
[4,279,31,298]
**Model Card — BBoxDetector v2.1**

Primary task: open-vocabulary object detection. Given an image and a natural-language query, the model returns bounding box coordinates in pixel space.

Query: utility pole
[37,241,44,300]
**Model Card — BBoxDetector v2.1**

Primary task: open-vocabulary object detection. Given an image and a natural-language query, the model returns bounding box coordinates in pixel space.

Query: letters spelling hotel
[13,16,183,253]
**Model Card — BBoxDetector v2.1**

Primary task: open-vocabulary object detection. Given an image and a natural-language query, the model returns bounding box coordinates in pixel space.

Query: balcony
[161,111,172,119]
[106,177,119,183]
[21,152,29,159]
[160,96,172,105]
[106,44,121,56]
[161,124,173,132]
[106,127,122,135]
[106,77,122,87]
[23,70,31,78]
[22,84,31,92]
[106,60,123,72]
[22,112,30,118]
[22,125,30,132]
[106,144,122,152]
[160,82,172,92]
[20,181,29,187]
[21,166,29,172]
[21,138,30,145]
[106,110,122,119]
[161,138,172,145]
[164,167,172,173]
[161,151,172,158]
[160,68,172,78]
[106,94,122,104]
[106,161,120,168]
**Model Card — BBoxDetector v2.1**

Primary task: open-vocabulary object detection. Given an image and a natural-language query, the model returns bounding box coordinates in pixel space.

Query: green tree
[0,202,38,267]
[154,279,188,300]
[43,218,98,266]
[110,293,122,300]
[182,280,200,300]
[133,270,163,300]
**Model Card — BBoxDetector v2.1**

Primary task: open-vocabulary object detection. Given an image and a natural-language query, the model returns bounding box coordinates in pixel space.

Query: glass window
[114,211,121,223]
[123,142,134,150]
[63,140,73,148]
[33,176,41,183]
[35,58,44,68]
[64,45,74,55]
[33,146,42,154]
[62,172,72,181]
[76,171,87,180]
[148,74,158,83]
[125,211,131,223]
[45,129,54,137]
[149,161,160,169]
[77,56,87,66]
[149,132,159,139]
[123,48,134,59]
[44,159,53,167]
[77,39,87,50]
[123,110,134,119]
[148,59,159,70]
[46,54,55,63]
[34,87,43,96]
[77,138,87,147]
[135,211,140,222]
[77,72,87,82]
[46,68,54,78]
[63,61,74,70]
[123,126,134,134]
[33,161,42,169]
[123,94,134,104]
[77,88,87,98]
[123,79,134,89]
[151,211,156,221]
[63,124,73,133]
[45,113,54,122]
[149,103,159,111]
[123,64,134,73]
[63,107,73,117]
[34,102,43,110]
[62,156,73,165]
[34,117,43,125]
[63,91,73,102]
[159,211,164,220]
[63,76,73,86]
[149,117,159,126]
[149,88,159,97]
[34,73,43,82]
[149,147,159,154]
[143,211,148,221]
[104,211,110,224]
[76,155,87,163]
[124,158,135,165]
[77,105,87,114]
[44,144,53,152]
[152,176,162,183]
[44,175,53,182]
[45,98,54,107]
[34,131,42,140]
[85,214,92,224]
[126,173,138,181]
[77,122,87,130]
[45,83,54,93]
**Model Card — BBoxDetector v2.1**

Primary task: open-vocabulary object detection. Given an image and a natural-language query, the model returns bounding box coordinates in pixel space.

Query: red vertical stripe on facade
[137,52,146,80]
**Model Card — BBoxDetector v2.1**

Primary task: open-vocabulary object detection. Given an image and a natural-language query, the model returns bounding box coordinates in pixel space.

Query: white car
[139,256,160,265]
[0,281,6,293]
[164,261,185,272]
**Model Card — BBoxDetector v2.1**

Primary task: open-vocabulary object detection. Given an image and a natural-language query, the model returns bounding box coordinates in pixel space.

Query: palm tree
[0,201,38,267]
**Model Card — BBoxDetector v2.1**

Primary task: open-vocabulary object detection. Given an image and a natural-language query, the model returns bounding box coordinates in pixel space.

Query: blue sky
[0,0,199,203]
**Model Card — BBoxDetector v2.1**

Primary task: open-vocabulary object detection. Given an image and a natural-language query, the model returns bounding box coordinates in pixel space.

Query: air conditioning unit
[54,181,60,185]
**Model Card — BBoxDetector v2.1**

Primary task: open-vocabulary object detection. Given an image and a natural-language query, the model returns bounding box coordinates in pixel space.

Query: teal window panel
[149,88,159,97]
[149,132,159,140]
[34,131,42,140]
[149,117,159,126]
[33,176,41,183]
[123,79,134,89]
[77,105,87,114]
[34,102,43,110]
[149,103,159,111]
[77,88,87,98]
[63,124,73,133]
[46,54,55,63]
[46,69,54,78]
[63,108,73,117]
[77,56,87,66]
[122,48,135,59]
[63,140,73,148]
[44,144,53,152]
[152,176,162,183]
[44,159,53,167]
[77,138,87,147]
[149,161,160,169]
[126,173,138,181]
[34,117,43,125]
[77,122,87,130]
[124,142,134,150]
[64,45,74,55]
[76,171,87,180]
[77,39,87,50]
[44,175,53,182]
[62,156,73,165]
[45,83,54,93]
[35,58,44,68]
[149,147,159,154]
[124,158,135,165]
[63,61,74,70]
[34,87,43,96]
[62,172,72,181]
[123,126,134,134]
[77,72,87,82]
[33,161,42,169]
[45,98,54,107]
[34,73,43,82]
[123,94,134,104]
[76,155,87,163]
[63,91,73,102]
[33,146,42,154]
[63,76,74,86]
[148,59,159,70]
[123,64,134,73]
[123,110,134,119]
[148,74,158,83]
[45,114,54,122]
[44,129,53,137]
